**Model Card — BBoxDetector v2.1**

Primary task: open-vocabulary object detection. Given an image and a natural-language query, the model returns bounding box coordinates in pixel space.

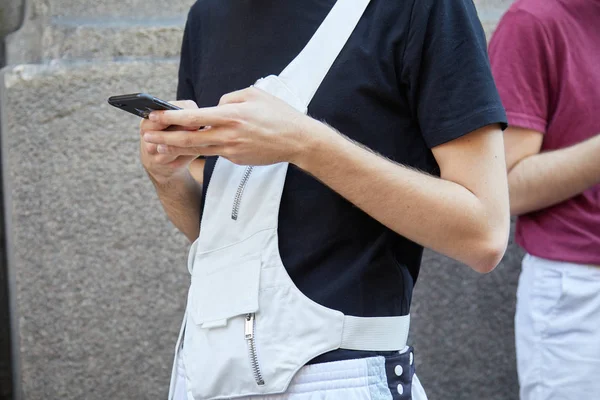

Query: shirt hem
[505,111,547,133]
[516,240,600,267]
[424,106,508,148]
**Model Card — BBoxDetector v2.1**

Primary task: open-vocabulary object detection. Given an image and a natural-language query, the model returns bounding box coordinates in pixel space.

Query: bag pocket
[190,255,261,328]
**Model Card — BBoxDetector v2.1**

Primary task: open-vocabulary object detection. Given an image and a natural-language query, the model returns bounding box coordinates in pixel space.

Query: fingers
[143,141,183,164]
[140,117,168,133]
[139,100,198,134]
[149,106,233,128]
[156,144,225,157]
[143,128,228,148]
[149,88,264,127]
[168,99,198,110]
[145,142,158,155]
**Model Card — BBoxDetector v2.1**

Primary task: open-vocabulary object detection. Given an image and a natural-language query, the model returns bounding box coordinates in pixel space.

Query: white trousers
[173,349,428,400]
[516,254,600,400]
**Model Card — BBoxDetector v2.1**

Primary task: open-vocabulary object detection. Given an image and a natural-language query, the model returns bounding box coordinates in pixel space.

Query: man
[140,0,509,399]
[489,0,600,399]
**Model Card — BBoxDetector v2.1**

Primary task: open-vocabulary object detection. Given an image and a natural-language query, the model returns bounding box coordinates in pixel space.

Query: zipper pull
[245,313,254,339]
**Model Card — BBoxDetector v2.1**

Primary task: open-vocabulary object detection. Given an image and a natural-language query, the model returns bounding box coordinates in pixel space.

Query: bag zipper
[245,313,265,386]
[232,166,254,220]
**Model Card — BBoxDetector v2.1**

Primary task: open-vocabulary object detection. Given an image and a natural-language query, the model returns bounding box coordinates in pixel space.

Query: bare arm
[150,171,202,242]
[295,122,510,273]
[504,127,600,216]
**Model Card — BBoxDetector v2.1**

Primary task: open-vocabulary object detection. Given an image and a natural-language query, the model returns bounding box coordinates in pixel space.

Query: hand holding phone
[108,93,204,180]
[126,97,203,183]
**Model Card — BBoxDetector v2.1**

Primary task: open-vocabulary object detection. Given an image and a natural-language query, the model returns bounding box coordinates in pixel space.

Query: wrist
[289,118,344,171]
[147,168,192,189]
[574,133,600,182]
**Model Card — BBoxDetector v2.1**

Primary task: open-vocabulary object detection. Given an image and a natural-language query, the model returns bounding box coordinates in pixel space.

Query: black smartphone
[107,93,181,118]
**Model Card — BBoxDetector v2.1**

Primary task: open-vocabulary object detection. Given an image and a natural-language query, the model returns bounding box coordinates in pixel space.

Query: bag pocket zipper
[245,313,265,385]
[232,166,254,220]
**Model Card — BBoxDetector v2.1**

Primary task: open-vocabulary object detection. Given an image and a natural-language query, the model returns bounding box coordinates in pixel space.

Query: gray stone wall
[1,0,520,399]
[2,60,191,400]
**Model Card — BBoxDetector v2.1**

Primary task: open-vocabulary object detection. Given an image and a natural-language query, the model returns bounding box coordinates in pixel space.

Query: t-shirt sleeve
[401,0,507,148]
[488,9,552,133]
[176,16,197,102]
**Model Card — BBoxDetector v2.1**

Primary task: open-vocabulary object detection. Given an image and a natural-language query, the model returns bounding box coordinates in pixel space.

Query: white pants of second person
[516,254,600,400]
[172,349,428,400]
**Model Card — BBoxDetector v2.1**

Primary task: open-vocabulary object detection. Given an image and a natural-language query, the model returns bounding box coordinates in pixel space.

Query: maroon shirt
[489,0,600,265]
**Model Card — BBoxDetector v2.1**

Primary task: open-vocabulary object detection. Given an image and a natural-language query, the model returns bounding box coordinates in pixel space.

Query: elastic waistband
[283,355,391,394]
[175,349,412,398]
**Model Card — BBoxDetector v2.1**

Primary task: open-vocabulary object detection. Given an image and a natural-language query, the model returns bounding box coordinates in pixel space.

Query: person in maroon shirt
[489,0,600,399]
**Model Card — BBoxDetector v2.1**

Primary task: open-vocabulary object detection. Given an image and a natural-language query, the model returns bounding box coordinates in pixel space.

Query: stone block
[1,59,191,400]
[6,0,191,65]
[48,0,195,18]
[7,16,187,64]
[40,17,186,61]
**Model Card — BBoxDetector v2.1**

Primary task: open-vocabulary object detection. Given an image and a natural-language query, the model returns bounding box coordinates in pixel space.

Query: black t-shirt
[177,0,507,363]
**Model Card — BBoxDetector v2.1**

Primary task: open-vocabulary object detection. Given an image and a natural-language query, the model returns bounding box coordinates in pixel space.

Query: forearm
[508,134,600,215]
[294,122,508,272]
[150,172,202,242]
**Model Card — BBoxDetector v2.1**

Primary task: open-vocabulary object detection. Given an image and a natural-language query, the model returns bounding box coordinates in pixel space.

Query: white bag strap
[341,314,410,351]
[278,0,371,108]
